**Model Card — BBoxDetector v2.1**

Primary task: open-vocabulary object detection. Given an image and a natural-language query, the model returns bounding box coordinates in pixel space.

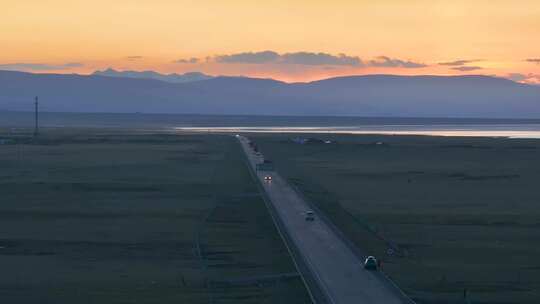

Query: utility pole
[34,96,39,137]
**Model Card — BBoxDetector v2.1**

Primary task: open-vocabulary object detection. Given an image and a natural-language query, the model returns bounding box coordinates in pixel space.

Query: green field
[0,129,309,304]
[253,133,540,304]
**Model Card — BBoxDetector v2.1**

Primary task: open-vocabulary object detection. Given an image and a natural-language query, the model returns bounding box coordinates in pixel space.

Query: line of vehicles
[241,134,380,272]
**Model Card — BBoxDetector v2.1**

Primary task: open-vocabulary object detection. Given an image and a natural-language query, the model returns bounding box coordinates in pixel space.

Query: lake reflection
[175,124,540,139]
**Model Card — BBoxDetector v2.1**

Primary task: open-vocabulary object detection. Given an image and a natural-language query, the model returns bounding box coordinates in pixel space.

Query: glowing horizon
[1,0,539,83]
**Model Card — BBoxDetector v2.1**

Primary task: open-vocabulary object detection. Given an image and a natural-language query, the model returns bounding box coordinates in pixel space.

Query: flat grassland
[0,129,309,304]
[253,133,540,304]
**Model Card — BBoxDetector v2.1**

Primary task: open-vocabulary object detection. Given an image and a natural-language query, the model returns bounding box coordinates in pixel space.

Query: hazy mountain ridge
[1,70,539,118]
[92,68,214,83]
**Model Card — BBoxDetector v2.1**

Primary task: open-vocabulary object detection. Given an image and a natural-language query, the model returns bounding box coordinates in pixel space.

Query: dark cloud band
[174,57,200,64]
[368,56,427,68]
[213,51,425,68]
[214,51,364,66]
[451,66,483,72]
[438,59,481,66]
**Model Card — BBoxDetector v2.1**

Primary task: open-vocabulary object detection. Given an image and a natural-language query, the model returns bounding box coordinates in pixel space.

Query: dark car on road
[305,210,315,221]
[364,256,378,270]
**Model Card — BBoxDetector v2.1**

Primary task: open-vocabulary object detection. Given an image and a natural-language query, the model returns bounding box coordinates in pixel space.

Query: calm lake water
[175,125,540,139]
[2,111,540,138]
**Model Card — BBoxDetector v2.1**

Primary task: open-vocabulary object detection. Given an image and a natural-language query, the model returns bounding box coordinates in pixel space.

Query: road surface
[237,135,412,304]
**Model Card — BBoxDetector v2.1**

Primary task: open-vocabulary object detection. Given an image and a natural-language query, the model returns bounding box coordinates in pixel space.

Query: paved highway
[238,135,412,304]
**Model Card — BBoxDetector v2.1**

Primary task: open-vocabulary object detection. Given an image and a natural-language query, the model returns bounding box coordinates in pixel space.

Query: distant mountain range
[92,68,213,83]
[1,70,539,118]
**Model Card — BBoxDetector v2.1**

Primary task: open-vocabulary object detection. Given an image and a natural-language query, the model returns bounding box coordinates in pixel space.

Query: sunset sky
[1,0,539,83]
